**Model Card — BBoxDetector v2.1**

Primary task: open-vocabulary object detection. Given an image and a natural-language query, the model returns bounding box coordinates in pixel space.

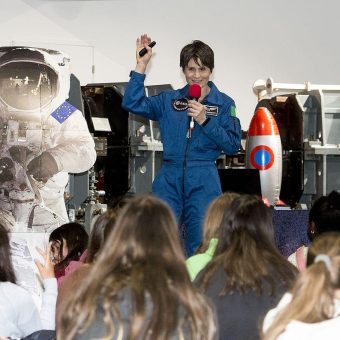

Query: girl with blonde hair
[262,232,340,339]
[57,195,217,340]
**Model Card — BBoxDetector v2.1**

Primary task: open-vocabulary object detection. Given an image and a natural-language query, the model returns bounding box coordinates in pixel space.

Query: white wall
[2,0,340,129]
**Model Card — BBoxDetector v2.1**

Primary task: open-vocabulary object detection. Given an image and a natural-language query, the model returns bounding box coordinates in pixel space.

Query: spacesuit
[122,71,241,256]
[0,46,96,231]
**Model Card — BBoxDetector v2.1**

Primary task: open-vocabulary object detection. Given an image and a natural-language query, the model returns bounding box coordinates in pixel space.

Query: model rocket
[246,107,282,205]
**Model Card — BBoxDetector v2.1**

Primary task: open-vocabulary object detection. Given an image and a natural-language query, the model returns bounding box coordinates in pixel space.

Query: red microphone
[188,83,201,100]
[188,84,201,130]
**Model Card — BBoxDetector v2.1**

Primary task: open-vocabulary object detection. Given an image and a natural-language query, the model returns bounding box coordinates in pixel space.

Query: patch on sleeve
[205,105,219,116]
[230,105,237,117]
[51,101,77,123]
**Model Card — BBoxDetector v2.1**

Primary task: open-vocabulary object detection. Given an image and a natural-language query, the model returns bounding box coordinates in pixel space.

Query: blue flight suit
[122,71,241,256]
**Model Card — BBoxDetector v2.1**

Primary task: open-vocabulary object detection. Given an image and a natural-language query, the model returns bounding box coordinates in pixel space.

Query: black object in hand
[139,41,156,57]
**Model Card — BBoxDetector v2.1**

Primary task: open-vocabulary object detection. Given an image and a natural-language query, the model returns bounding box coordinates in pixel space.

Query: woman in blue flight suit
[122,34,241,256]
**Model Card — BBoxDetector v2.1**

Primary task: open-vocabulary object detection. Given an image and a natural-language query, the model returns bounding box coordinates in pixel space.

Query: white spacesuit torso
[0,46,96,231]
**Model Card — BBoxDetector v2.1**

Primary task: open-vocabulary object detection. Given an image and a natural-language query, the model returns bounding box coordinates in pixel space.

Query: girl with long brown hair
[57,195,217,340]
[262,232,340,340]
[196,194,297,340]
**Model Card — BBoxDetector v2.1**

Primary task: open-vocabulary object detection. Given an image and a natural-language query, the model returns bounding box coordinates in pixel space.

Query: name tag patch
[173,98,189,111]
[205,105,219,116]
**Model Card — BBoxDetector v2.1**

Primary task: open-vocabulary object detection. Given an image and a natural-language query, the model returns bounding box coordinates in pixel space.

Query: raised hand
[135,33,153,74]
[35,242,55,279]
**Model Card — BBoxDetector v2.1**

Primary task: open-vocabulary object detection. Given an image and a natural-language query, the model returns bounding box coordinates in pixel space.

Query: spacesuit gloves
[27,151,59,183]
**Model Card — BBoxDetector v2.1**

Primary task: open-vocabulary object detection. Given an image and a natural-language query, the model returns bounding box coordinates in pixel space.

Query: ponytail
[262,232,340,340]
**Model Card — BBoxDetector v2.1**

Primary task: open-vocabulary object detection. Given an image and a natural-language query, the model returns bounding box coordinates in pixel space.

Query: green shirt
[186,238,218,281]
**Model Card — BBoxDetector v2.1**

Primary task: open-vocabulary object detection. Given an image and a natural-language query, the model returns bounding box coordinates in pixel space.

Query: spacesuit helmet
[0,47,59,112]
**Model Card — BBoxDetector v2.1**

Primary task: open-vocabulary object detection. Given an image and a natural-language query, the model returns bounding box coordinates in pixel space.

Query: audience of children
[288,190,340,270]
[49,222,88,285]
[262,232,340,339]
[57,195,217,340]
[2,190,340,340]
[0,224,57,339]
[196,194,298,339]
[186,192,239,280]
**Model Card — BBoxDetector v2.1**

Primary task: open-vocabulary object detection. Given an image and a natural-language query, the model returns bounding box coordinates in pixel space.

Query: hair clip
[314,254,332,271]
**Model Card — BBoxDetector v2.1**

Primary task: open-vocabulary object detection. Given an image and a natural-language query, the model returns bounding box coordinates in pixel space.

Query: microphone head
[188,83,201,99]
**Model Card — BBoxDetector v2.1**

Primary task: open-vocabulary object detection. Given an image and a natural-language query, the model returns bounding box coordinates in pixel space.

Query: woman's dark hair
[58,195,216,340]
[198,194,297,295]
[308,190,340,240]
[180,40,214,72]
[86,210,118,263]
[0,223,16,283]
[49,222,88,273]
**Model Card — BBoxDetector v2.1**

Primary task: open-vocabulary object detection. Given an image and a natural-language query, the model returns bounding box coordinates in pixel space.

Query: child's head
[86,210,118,263]
[200,192,239,252]
[49,222,88,267]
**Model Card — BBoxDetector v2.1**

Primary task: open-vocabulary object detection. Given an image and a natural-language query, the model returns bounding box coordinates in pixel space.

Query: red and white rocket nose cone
[246,107,282,205]
[248,107,280,137]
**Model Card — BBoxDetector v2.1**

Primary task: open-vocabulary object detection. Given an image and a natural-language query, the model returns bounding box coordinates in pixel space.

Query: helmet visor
[0,61,58,111]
